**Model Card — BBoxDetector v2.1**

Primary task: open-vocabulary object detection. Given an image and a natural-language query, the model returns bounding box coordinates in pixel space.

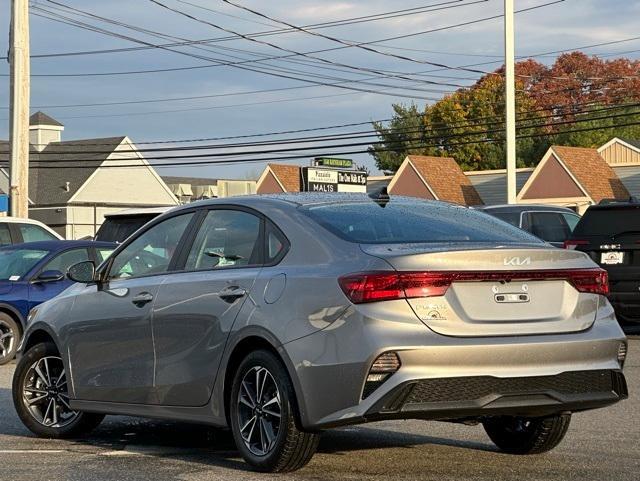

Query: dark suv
[565,200,640,332]
[477,205,581,247]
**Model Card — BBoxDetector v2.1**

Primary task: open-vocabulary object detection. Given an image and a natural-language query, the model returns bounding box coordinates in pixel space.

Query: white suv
[0,217,62,245]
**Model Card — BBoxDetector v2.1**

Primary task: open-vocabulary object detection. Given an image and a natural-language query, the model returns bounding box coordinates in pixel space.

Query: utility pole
[9,0,30,218]
[504,0,516,204]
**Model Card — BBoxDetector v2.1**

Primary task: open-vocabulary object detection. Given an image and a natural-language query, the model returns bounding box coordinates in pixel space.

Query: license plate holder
[601,251,624,265]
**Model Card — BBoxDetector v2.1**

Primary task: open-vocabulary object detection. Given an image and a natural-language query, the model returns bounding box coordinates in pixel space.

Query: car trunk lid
[360,243,603,337]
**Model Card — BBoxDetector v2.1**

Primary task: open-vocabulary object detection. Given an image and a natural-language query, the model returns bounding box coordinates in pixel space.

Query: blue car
[0,240,116,364]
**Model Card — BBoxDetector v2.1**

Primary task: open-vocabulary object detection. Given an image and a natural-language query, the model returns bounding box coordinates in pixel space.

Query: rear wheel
[229,350,319,472]
[483,414,571,454]
[12,342,104,438]
[0,313,20,365]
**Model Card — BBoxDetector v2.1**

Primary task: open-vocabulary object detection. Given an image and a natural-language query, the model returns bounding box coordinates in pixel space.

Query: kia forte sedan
[13,194,628,472]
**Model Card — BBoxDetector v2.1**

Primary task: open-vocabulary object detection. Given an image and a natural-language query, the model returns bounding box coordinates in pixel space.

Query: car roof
[0,240,116,251]
[103,206,174,218]
[477,204,578,214]
[586,201,640,211]
[171,193,460,211]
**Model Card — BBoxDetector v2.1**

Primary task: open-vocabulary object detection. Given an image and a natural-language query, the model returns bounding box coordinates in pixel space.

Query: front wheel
[229,350,319,472]
[483,414,571,454]
[12,342,104,438]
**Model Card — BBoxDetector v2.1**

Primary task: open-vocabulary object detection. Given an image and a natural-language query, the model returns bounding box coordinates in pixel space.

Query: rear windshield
[303,201,543,244]
[573,206,640,238]
[95,216,155,243]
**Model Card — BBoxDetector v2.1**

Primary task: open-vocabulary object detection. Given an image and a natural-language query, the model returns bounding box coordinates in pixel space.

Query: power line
[11,107,640,159]
[25,6,464,101]
[7,117,640,170]
[13,98,640,148]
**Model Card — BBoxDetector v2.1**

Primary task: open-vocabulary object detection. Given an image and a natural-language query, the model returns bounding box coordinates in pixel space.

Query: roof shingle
[0,137,126,205]
[551,146,630,202]
[29,111,63,127]
[406,155,484,205]
[267,164,301,192]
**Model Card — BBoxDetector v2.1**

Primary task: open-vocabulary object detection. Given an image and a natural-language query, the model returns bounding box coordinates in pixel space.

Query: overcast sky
[1,0,639,179]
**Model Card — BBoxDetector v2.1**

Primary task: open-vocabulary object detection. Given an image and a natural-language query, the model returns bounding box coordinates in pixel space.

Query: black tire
[229,350,319,472]
[0,313,20,365]
[12,342,104,438]
[483,414,571,455]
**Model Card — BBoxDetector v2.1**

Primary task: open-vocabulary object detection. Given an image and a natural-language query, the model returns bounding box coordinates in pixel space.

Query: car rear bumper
[284,300,627,429]
[363,369,627,423]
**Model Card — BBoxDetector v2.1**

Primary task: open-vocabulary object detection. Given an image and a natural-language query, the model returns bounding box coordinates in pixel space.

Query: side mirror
[67,261,97,283]
[33,270,65,284]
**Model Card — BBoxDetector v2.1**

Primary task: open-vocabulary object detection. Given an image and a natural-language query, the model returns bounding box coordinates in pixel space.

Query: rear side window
[185,210,262,270]
[304,201,542,244]
[0,224,11,245]
[526,212,570,243]
[573,206,640,238]
[18,224,56,242]
[490,212,521,227]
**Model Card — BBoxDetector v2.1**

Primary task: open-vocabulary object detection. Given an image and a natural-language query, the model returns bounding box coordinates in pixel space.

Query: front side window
[42,248,90,274]
[185,210,261,270]
[19,224,57,242]
[96,247,116,264]
[0,249,49,280]
[109,213,193,279]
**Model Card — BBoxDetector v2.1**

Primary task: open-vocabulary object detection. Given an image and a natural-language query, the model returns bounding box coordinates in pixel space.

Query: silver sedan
[12,194,628,472]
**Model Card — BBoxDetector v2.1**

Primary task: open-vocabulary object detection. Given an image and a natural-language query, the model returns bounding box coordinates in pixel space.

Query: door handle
[219,286,247,303]
[131,292,154,307]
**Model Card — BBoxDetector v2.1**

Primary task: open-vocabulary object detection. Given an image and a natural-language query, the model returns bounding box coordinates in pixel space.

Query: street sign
[302,168,367,193]
[312,157,354,169]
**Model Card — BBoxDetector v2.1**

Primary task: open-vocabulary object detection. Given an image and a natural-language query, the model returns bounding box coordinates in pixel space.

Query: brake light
[564,239,588,250]
[338,268,609,303]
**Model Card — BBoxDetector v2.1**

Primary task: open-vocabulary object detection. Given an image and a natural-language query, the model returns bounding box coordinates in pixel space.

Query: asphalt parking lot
[0,340,638,481]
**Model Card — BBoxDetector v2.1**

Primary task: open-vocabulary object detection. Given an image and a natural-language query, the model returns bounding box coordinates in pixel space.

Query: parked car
[0,217,62,246]
[565,199,640,332]
[0,240,116,365]
[477,204,580,247]
[13,194,627,472]
[94,207,172,243]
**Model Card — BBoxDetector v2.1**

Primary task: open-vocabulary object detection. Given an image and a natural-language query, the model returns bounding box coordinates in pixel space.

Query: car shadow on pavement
[74,418,495,472]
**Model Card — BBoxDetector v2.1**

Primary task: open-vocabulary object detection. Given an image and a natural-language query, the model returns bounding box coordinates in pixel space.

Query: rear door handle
[131,292,154,307]
[219,286,247,303]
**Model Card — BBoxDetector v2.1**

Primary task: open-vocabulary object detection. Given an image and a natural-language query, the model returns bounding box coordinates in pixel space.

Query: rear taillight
[564,239,588,250]
[338,268,609,303]
[338,272,450,303]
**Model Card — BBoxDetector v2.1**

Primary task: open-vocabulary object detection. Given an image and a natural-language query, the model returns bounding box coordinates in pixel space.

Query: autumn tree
[370,52,640,172]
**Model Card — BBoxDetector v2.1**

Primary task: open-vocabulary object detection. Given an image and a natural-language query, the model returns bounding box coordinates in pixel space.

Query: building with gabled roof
[0,112,179,238]
[517,145,630,213]
[256,164,301,193]
[387,155,484,206]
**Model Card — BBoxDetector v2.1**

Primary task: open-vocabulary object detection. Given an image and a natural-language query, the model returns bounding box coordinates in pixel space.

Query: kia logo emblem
[503,256,531,266]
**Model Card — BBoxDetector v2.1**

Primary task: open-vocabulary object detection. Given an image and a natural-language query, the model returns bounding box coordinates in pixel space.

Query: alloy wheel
[0,319,15,361]
[237,366,282,456]
[22,356,79,428]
